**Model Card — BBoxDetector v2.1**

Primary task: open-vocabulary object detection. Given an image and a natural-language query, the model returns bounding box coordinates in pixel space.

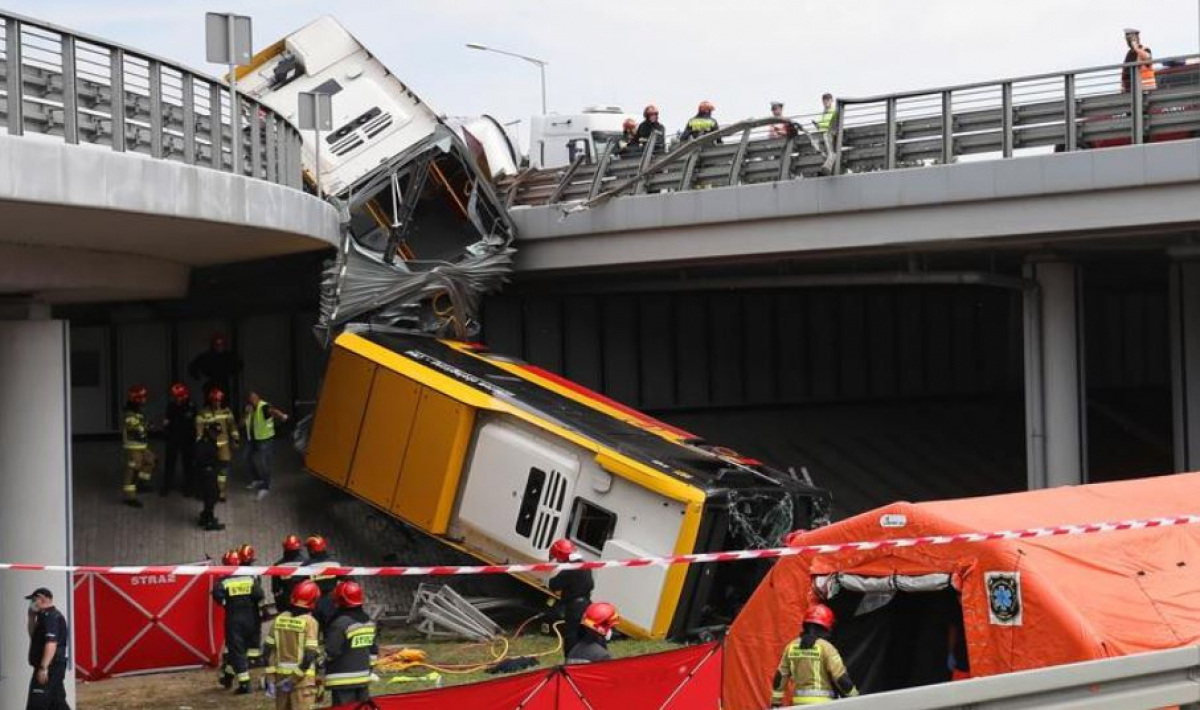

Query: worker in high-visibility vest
[195,387,238,502]
[324,581,379,705]
[264,580,322,710]
[682,100,720,142]
[243,391,289,500]
[214,549,265,695]
[771,604,859,706]
[816,93,838,133]
[1122,29,1157,93]
[121,384,155,508]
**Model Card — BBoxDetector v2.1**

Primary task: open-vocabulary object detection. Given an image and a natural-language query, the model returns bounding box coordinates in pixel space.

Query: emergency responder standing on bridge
[161,382,196,497]
[547,539,593,656]
[121,385,154,508]
[196,387,239,502]
[264,580,322,710]
[214,549,265,695]
[565,602,618,664]
[1122,28,1157,93]
[272,535,308,612]
[682,100,720,142]
[771,604,858,706]
[635,104,665,151]
[324,581,379,705]
[244,390,289,500]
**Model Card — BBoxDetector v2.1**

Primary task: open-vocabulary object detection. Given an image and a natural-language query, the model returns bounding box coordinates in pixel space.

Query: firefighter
[121,385,154,508]
[305,535,343,633]
[272,534,308,612]
[770,604,858,706]
[547,539,593,655]
[682,100,719,141]
[264,580,322,710]
[161,382,196,497]
[565,602,618,665]
[243,390,289,499]
[619,118,639,156]
[635,104,665,150]
[194,422,226,530]
[324,581,378,705]
[195,387,239,502]
[213,549,264,694]
[239,544,266,669]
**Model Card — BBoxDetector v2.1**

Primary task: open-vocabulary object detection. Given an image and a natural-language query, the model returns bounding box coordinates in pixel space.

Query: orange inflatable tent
[723,472,1200,710]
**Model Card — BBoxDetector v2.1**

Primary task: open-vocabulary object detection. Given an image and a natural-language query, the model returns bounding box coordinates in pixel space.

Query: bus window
[568,498,617,554]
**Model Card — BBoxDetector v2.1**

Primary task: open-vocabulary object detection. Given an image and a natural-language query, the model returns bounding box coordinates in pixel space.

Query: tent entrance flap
[825,586,966,695]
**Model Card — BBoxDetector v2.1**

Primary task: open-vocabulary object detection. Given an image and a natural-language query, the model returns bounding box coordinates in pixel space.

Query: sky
[8,0,1200,135]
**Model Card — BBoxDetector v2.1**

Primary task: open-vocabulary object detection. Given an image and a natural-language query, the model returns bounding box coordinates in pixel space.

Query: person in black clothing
[565,602,618,665]
[325,581,379,705]
[635,104,665,151]
[272,534,308,611]
[25,587,70,710]
[213,550,264,694]
[188,333,242,403]
[547,539,594,655]
[305,535,344,633]
[194,423,225,531]
[162,382,197,497]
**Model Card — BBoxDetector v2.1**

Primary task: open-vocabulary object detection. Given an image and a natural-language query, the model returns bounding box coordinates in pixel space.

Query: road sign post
[205,13,253,174]
[298,91,333,196]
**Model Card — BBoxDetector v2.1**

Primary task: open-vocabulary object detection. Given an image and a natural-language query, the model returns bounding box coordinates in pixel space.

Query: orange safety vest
[1139,63,1157,91]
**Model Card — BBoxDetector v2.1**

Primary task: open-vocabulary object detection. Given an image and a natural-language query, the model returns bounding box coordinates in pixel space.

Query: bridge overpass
[0,11,338,707]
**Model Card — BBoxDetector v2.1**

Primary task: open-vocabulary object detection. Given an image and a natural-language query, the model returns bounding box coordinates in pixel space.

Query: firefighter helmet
[221,550,241,567]
[698,100,715,114]
[283,534,303,553]
[803,604,835,631]
[238,544,256,565]
[127,384,149,404]
[290,580,321,610]
[623,118,636,131]
[549,539,578,563]
[169,382,189,402]
[581,602,620,636]
[207,387,225,406]
[305,535,328,555]
[334,580,365,608]
[643,104,659,118]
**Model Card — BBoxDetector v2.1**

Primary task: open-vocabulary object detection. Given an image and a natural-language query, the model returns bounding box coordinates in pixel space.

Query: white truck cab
[528,106,638,169]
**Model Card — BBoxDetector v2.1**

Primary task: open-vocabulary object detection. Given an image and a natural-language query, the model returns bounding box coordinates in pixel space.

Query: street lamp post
[466,43,548,115]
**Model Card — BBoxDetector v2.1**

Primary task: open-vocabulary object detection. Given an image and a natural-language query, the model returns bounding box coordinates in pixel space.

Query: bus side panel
[346,369,421,509]
[306,347,376,487]
[391,388,475,534]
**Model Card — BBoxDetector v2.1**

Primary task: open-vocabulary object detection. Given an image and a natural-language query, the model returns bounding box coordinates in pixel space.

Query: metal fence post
[60,34,79,144]
[264,114,277,183]
[208,82,223,168]
[941,90,953,164]
[249,101,262,179]
[230,82,242,174]
[6,17,24,136]
[884,97,897,170]
[832,100,846,174]
[1002,81,1014,158]
[1063,73,1077,152]
[110,47,126,151]
[148,59,163,158]
[181,74,196,164]
[1131,66,1145,144]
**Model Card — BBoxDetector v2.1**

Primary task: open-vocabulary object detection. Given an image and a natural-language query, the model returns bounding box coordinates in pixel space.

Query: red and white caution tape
[2,514,1198,578]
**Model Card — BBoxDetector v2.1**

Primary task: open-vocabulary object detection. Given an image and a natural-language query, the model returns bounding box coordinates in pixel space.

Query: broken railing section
[317,126,517,342]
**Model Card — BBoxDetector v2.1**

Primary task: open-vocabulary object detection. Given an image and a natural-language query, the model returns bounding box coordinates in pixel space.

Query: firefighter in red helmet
[636,104,665,151]
[264,580,322,709]
[121,384,154,508]
[771,604,858,706]
[272,534,308,612]
[324,581,379,705]
[304,535,344,633]
[547,539,594,657]
[195,386,239,501]
[683,100,719,141]
[565,602,619,664]
[213,549,264,695]
[161,382,197,497]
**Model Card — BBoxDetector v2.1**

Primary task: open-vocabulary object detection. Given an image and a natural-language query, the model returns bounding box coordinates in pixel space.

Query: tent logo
[986,572,1022,626]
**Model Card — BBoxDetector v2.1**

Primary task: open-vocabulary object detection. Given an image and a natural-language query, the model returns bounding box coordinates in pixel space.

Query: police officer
[547,539,593,655]
[264,580,322,710]
[682,100,719,141]
[121,385,154,508]
[272,534,308,612]
[195,387,239,502]
[771,604,858,706]
[565,602,618,665]
[304,535,344,633]
[214,549,264,694]
[162,382,197,497]
[194,422,226,531]
[324,581,378,705]
[25,587,70,710]
[243,390,289,500]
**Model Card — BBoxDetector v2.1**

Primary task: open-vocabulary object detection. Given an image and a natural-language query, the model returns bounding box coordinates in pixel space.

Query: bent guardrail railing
[501,55,1200,209]
[0,10,303,189]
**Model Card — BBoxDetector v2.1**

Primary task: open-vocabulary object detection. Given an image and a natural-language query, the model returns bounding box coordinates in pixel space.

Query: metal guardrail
[0,10,303,189]
[821,646,1200,710]
[502,56,1200,209]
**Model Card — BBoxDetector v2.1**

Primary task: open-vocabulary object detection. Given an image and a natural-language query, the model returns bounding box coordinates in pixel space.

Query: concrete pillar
[0,318,74,709]
[1023,261,1087,488]
[1170,261,1200,472]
